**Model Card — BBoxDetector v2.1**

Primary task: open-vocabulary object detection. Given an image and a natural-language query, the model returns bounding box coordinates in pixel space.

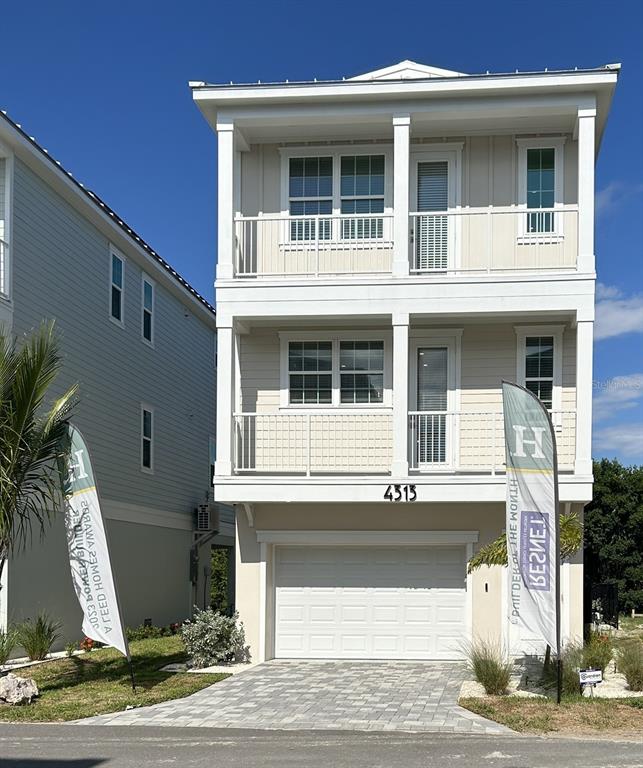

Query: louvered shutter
[417,347,448,463]
[415,161,449,270]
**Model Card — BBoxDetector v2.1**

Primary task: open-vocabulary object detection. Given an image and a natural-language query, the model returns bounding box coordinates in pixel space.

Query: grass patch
[0,636,228,722]
[460,695,643,735]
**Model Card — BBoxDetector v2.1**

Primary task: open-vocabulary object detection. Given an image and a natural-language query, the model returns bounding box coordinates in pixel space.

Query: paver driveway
[83,660,511,734]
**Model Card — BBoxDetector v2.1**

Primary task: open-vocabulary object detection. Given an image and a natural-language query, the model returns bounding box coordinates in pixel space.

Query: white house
[192,60,618,661]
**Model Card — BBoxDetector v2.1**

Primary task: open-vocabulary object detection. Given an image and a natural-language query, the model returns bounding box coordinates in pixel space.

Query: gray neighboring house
[0,110,232,647]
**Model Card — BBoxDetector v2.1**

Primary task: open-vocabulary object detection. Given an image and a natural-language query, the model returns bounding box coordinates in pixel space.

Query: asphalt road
[1,725,642,768]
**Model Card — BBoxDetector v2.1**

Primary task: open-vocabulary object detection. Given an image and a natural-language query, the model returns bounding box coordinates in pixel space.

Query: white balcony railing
[409,206,578,274]
[408,411,576,473]
[234,213,394,277]
[232,410,576,475]
[0,239,9,299]
[233,411,393,474]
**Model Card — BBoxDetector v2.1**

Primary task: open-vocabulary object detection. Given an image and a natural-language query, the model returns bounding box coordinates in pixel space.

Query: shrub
[542,642,583,696]
[0,626,18,665]
[64,642,77,658]
[617,641,643,691]
[583,632,613,672]
[463,639,512,695]
[80,637,94,652]
[17,614,61,661]
[181,607,248,669]
[126,624,172,642]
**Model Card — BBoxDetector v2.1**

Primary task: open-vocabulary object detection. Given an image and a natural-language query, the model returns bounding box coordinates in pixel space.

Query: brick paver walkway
[82,660,511,734]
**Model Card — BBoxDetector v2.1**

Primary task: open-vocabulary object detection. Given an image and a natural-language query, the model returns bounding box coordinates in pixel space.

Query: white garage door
[275,546,467,660]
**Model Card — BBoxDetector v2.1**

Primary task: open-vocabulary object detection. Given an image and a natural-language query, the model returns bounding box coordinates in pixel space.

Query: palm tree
[0,322,77,589]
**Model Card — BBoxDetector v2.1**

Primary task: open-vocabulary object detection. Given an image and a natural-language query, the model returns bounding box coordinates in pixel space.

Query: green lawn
[461,695,643,735]
[0,636,228,722]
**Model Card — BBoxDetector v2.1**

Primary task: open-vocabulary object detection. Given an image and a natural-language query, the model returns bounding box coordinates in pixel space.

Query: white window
[109,247,125,325]
[281,147,392,243]
[515,326,564,413]
[141,405,154,472]
[516,138,565,237]
[281,333,391,408]
[142,276,154,345]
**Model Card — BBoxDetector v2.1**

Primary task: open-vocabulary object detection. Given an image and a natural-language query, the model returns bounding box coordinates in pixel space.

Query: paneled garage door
[274,546,467,660]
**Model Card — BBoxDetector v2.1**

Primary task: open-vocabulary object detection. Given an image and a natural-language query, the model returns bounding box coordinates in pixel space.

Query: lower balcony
[232,410,576,476]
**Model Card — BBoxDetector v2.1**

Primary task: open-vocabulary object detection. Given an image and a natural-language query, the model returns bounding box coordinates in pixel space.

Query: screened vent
[415,161,449,270]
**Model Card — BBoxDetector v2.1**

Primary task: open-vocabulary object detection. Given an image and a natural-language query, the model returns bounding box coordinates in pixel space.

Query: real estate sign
[502,381,559,652]
[63,425,130,658]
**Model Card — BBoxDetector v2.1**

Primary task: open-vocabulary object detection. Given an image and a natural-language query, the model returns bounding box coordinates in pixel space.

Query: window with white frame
[339,340,384,403]
[142,276,154,344]
[110,249,124,324]
[288,341,332,404]
[285,151,389,242]
[517,138,564,236]
[524,336,554,408]
[284,336,388,407]
[141,406,153,471]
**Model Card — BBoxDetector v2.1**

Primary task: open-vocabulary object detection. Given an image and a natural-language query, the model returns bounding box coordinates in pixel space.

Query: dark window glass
[111,286,121,321]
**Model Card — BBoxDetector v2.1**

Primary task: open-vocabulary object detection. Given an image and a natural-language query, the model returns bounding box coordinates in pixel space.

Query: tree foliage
[467,511,583,573]
[584,459,643,613]
[0,322,77,582]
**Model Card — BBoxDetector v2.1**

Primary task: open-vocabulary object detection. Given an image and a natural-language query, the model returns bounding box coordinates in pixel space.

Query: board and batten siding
[0,157,5,236]
[10,157,216,516]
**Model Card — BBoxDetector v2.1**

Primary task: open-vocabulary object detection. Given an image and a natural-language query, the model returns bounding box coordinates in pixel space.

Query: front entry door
[415,346,449,465]
[413,160,449,271]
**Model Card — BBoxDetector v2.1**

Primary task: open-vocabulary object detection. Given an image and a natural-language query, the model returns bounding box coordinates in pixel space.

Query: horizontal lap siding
[0,158,5,238]
[11,158,215,515]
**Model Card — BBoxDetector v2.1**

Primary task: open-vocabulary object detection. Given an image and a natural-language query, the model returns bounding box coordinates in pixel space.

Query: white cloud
[593,423,643,462]
[596,282,622,300]
[595,181,643,217]
[595,292,643,341]
[593,374,643,422]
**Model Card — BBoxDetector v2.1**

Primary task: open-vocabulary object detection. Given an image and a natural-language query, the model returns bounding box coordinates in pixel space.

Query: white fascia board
[0,122,216,327]
[192,71,617,106]
[213,476,593,505]
[255,530,479,545]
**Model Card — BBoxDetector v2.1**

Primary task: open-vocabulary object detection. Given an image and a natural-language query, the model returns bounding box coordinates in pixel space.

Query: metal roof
[0,109,215,315]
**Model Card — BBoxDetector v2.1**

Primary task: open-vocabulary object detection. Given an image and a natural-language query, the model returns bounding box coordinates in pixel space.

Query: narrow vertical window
[142,277,154,344]
[340,155,385,239]
[141,406,153,471]
[524,336,554,409]
[110,250,124,324]
[526,148,555,233]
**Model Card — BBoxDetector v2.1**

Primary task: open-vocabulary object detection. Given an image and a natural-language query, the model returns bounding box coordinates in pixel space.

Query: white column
[392,114,411,277]
[214,322,234,477]
[216,119,235,280]
[392,312,410,476]
[577,108,596,274]
[575,319,594,476]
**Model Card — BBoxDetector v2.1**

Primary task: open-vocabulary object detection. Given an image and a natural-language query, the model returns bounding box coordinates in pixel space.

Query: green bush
[583,632,614,672]
[64,641,77,658]
[617,641,643,691]
[17,614,61,661]
[543,642,583,696]
[0,626,18,665]
[126,624,170,642]
[181,607,248,669]
[463,639,513,695]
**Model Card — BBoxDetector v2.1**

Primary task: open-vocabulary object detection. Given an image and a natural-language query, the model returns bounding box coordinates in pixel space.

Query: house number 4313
[384,484,417,502]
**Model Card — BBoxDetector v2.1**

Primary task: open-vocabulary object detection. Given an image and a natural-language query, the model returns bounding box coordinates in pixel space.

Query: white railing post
[392,114,411,277]
[306,413,312,476]
[216,119,235,280]
[214,322,234,476]
[392,312,410,476]
[577,106,596,274]
[575,319,594,475]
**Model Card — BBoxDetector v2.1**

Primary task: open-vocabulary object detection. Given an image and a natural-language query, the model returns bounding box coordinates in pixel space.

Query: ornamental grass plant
[17,614,61,661]
[617,641,643,691]
[463,638,513,695]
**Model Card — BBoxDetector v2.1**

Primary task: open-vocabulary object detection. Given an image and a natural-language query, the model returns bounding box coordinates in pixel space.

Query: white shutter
[417,347,448,463]
[415,161,449,271]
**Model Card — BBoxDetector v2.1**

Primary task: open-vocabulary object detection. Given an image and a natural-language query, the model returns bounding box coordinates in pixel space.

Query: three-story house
[193,60,618,661]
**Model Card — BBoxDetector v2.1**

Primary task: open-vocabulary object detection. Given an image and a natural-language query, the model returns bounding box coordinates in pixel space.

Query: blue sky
[1,0,642,464]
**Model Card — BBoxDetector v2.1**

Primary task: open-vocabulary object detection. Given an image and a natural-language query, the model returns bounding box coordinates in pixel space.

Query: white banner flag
[502,381,559,652]
[63,425,130,658]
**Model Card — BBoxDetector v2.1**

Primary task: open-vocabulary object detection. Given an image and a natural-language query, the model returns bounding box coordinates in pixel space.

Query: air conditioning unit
[195,503,220,534]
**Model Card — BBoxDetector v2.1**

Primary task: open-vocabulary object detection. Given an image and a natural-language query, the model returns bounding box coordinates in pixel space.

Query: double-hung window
[141,406,154,471]
[285,337,387,407]
[526,148,555,233]
[340,155,385,239]
[142,276,154,345]
[288,157,332,241]
[110,248,124,324]
[339,341,384,404]
[524,336,554,409]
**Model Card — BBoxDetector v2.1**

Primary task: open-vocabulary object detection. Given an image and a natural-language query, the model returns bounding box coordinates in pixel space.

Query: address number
[384,484,417,502]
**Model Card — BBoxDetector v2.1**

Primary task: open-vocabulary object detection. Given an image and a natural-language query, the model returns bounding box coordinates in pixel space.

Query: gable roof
[0,109,215,318]
[349,60,466,81]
